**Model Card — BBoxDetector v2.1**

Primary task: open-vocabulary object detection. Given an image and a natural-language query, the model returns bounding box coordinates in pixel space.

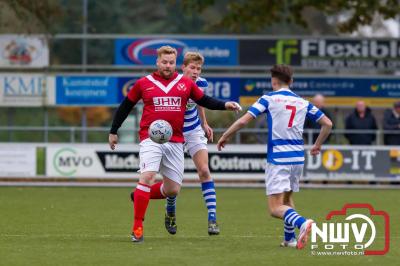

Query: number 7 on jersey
[285,105,296,128]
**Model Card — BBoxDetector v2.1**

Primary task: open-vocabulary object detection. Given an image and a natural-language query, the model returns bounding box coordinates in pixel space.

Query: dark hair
[270,64,293,84]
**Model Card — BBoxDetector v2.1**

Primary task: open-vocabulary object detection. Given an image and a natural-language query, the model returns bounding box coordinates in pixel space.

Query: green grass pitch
[0,187,398,266]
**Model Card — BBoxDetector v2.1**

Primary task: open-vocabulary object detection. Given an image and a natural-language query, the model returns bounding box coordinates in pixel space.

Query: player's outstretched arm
[217,113,254,151]
[194,94,242,112]
[108,97,136,150]
[310,116,333,155]
[225,101,242,113]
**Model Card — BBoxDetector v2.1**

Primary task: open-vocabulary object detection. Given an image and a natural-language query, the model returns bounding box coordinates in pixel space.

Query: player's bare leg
[193,149,220,235]
[283,191,294,209]
[131,171,157,243]
[267,193,313,249]
[162,176,181,235]
[268,193,289,218]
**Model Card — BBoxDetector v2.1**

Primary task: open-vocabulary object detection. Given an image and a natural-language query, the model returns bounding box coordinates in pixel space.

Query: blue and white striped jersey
[183,77,208,133]
[248,88,324,165]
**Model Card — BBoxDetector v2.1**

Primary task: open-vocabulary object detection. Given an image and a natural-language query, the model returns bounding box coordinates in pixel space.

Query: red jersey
[127,72,204,143]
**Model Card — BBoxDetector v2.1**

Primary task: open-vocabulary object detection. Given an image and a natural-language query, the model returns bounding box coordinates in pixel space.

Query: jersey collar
[147,72,183,94]
[276,87,291,92]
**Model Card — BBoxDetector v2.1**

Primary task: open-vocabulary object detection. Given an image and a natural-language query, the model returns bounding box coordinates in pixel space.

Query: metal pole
[376,130,381,145]
[71,127,75,143]
[307,130,313,145]
[44,107,49,142]
[7,108,15,142]
[81,0,88,143]
[82,0,88,69]
[81,108,87,143]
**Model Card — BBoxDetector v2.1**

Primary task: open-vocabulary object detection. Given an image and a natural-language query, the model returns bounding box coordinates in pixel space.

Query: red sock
[150,182,166,199]
[132,183,150,232]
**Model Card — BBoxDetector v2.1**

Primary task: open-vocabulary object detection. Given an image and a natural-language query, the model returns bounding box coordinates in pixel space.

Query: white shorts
[139,138,184,185]
[183,128,208,158]
[265,163,304,195]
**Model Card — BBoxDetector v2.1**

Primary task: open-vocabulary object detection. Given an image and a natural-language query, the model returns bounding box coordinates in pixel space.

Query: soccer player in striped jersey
[217,65,332,249]
[164,52,220,235]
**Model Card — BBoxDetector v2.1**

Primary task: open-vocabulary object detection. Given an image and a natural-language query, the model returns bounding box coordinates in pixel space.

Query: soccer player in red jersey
[108,46,241,243]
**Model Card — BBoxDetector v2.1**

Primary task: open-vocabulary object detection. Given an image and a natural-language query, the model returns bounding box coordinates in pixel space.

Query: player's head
[270,64,293,91]
[181,52,204,81]
[312,93,325,109]
[156,46,178,79]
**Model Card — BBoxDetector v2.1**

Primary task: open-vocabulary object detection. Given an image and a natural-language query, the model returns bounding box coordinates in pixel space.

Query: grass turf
[0,187,398,266]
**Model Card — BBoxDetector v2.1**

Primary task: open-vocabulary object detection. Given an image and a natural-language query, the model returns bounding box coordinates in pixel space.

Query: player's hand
[202,123,214,142]
[225,102,242,114]
[310,144,321,156]
[217,135,228,151]
[109,134,118,150]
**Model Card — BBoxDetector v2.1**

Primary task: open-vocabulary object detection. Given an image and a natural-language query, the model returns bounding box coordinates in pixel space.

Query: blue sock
[284,222,296,241]
[202,181,217,221]
[283,208,306,230]
[166,196,176,214]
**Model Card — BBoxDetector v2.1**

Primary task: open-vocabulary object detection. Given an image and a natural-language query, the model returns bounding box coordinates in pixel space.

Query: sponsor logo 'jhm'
[153,97,181,111]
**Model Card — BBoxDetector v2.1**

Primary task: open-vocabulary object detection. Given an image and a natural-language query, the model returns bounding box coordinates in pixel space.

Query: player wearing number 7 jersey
[217,64,332,250]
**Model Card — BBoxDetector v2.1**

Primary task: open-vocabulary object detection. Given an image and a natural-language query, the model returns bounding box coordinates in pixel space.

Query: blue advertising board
[240,77,400,106]
[54,75,400,107]
[114,38,238,66]
[116,76,240,103]
[56,76,118,105]
[241,77,400,98]
[201,77,240,102]
[117,76,141,102]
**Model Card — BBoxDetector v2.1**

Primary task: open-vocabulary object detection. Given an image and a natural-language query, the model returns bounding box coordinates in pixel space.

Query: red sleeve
[189,80,204,101]
[127,79,142,103]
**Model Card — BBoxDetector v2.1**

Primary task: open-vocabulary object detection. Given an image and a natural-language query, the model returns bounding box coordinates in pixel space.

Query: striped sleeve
[248,95,269,117]
[306,102,324,122]
[196,78,208,91]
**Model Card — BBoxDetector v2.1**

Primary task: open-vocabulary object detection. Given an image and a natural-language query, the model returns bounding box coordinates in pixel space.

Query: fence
[0,126,399,145]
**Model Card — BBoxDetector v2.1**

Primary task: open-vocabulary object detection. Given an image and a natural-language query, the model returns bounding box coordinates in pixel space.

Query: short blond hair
[183,51,204,66]
[157,46,177,58]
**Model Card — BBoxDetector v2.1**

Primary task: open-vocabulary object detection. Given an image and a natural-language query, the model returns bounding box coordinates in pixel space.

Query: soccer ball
[148,120,173,144]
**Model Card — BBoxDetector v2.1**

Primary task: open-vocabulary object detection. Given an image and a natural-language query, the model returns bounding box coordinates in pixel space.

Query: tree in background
[0,0,62,33]
[173,0,400,34]
[1,0,399,35]
[56,107,111,127]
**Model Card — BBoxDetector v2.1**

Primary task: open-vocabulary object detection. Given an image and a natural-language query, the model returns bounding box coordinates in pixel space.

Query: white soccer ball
[148,119,173,144]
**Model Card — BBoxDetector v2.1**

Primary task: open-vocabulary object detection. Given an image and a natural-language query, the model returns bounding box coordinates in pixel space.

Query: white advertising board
[45,144,400,181]
[0,145,36,177]
[0,74,55,106]
[0,35,49,68]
